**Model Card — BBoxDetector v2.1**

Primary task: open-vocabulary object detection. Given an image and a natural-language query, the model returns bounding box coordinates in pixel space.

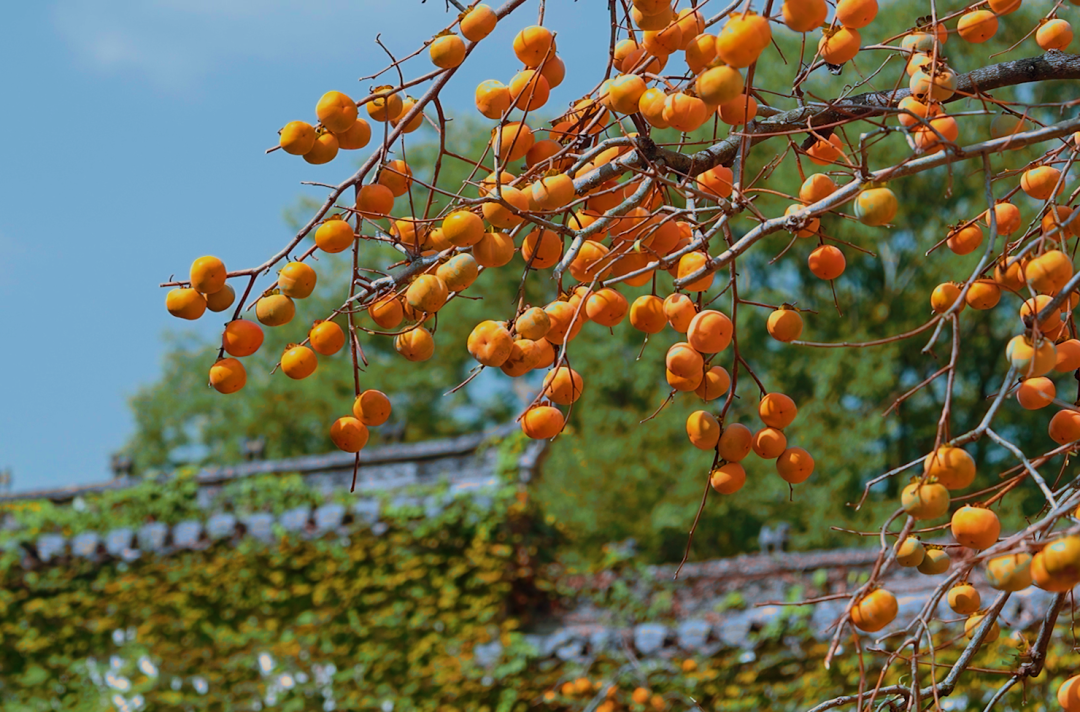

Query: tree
[154,0,1080,707]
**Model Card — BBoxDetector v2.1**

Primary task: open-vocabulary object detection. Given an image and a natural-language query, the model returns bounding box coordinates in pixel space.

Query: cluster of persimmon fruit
[541,676,671,712]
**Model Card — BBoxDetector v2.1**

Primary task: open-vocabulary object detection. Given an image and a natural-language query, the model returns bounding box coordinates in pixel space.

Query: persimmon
[308,320,345,356]
[1031,550,1079,592]
[1020,295,1060,329]
[799,173,837,203]
[515,306,552,341]
[674,8,704,46]
[279,121,316,155]
[985,552,1032,591]
[900,31,938,53]
[783,205,820,238]
[687,411,721,450]
[531,174,575,210]
[1017,376,1055,410]
[957,10,998,43]
[314,216,355,253]
[808,245,846,280]
[316,91,357,133]
[543,366,584,405]
[854,187,898,226]
[930,282,963,314]
[508,69,550,111]
[395,326,435,362]
[1026,249,1073,294]
[1056,340,1080,372]
[256,294,295,327]
[894,537,925,567]
[475,80,511,119]
[330,416,369,453]
[696,66,743,106]
[767,308,804,342]
[717,93,758,125]
[912,115,959,153]
[988,0,1021,13]
[500,339,542,377]
[777,449,815,484]
[585,288,628,327]
[525,139,564,170]
[806,134,845,166]
[1037,19,1074,51]
[964,613,1000,643]
[752,427,787,459]
[851,589,898,632]
[965,280,1001,310]
[436,254,479,293]
[210,358,246,394]
[532,338,556,370]
[666,342,704,380]
[917,547,951,575]
[696,165,734,200]
[687,310,733,353]
[205,284,236,313]
[1043,205,1078,239]
[406,274,449,313]
[1040,535,1080,580]
[901,480,950,519]
[513,25,554,67]
[709,463,747,494]
[818,27,861,65]
[631,5,672,31]
[677,252,714,292]
[191,256,227,295]
[637,87,671,128]
[337,116,374,147]
[1060,678,1080,712]
[946,223,983,255]
[521,229,563,269]
[715,12,771,68]
[684,33,717,73]
[663,92,709,133]
[282,345,318,380]
[835,0,877,29]
[759,393,797,428]
[460,4,497,41]
[377,160,413,197]
[909,68,956,102]
[356,184,394,219]
[369,295,404,329]
[667,367,702,392]
[695,366,731,401]
[1006,335,1057,378]
[538,55,566,89]
[545,301,585,344]
[473,232,516,268]
[904,53,933,77]
[984,201,1021,234]
[1020,165,1063,201]
[924,446,975,490]
[166,288,207,320]
[604,74,648,114]
[303,130,339,165]
[493,122,535,163]
[948,583,981,615]
[467,320,513,367]
[627,295,665,335]
[278,262,317,299]
[429,34,466,69]
[718,423,753,462]
[951,506,1000,550]
[642,24,682,56]
[782,0,827,33]
[440,210,484,248]
[896,96,935,128]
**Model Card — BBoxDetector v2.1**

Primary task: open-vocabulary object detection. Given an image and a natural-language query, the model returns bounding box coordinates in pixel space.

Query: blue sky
[0,0,612,492]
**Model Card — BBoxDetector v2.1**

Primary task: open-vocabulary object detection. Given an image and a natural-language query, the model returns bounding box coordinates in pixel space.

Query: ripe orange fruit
[677,252,714,292]
[710,463,747,494]
[356,184,394,219]
[687,411,721,450]
[946,223,983,255]
[630,295,666,334]
[808,245,845,280]
[767,308,803,342]
[222,320,264,357]
[716,12,771,67]
[752,427,787,459]
[1026,249,1073,294]
[854,187,898,226]
[818,27,861,64]
[460,4,497,41]
[643,23,682,56]
[1020,166,1063,201]
[314,216,355,254]
[515,307,551,341]
[923,446,975,490]
[544,301,585,344]
[522,229,564,269]
[282,345,318,380]
[330,416,369,453]
[395,326,435,361]
[666,342,704,381]
[604,74,648,114]
[806,133,845,166]
[368,296,404,329]
[931,282,963,314]
[901,481,950,520]
[367,87,403,123]
[429,34,466,68]
[965,280,1001,310]
[1016,376,1055,410]
[316,91,357,133]
[897,96,935,127]
[210,358,246,394]
[1059,677,1080,711]
[799,174,837,203]
[851,588,897,632]
[1055,340,1080,372]
[696,366,731,401]
[303,130,339,165]
[166,288,207,320]
[525,139,565,170]
[717,93,758,125]
[491,121,534,162]
[632,4,673,30]
[470,231,513,268]
[1037,19,1073,50]
[784,205,820,238]
[586,288,629,327]
[521,405,565,439]
[918,547,951,575]
[957,10,998,43]
[664,293,697,332]
[696,165,734,199]
[307,320,344,356]
[696,66,743,106]
[948,583,981,615]
[406,274,449,314]
[684,33,717,73]
[204,284,235,313]
[718,423,752,461]
[191,256,227,295]
[500,339,543,377]
[438,210,483,248]
[377,160,412,198]
[256,294,295,327]
[1007,335,1057,378]
[759,393,797,429]
[568,241,611,282]
[988,0,1021,13]
[985,552,1032,592]
[508,69,550,111]
[280,121,316,155]
[1043,205,1078,239]
[531,173,575,210]
[894,537,926,567]
[468,320,514,367]
[964,613,1000,642]
[436,254,479,293]
[475,80,511,119]
[782,0,827,33]
[278,262,317,299]
[663,91,710,132]
[336,116,373,148]
[951,506,1001,550]
[513,25,554,66]
[687,310,733,353]
[835,0,877,28]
